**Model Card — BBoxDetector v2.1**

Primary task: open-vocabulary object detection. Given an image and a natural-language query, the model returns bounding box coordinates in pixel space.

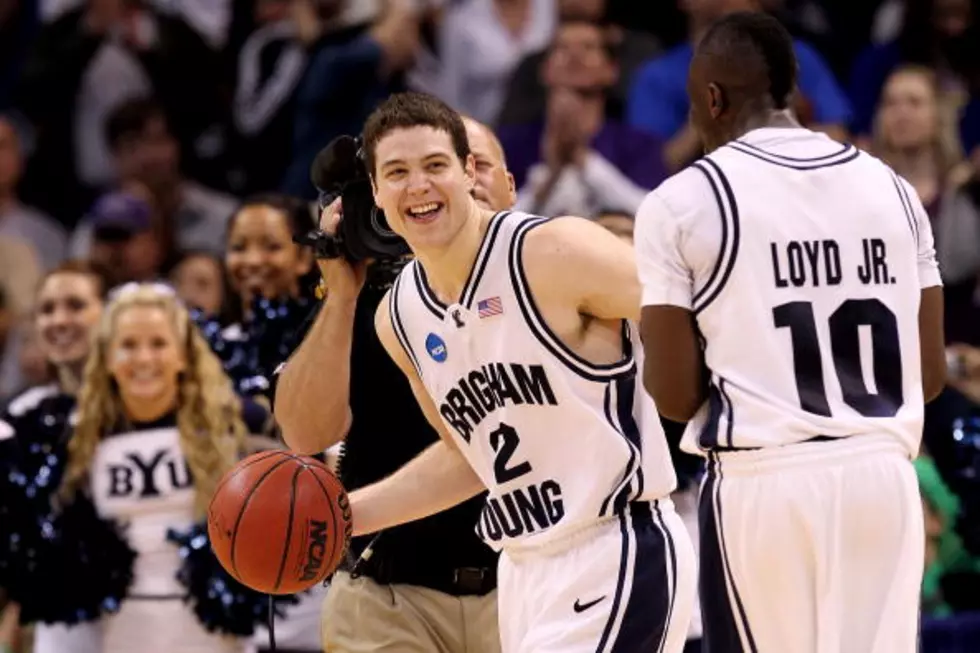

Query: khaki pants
[321,571,501,653]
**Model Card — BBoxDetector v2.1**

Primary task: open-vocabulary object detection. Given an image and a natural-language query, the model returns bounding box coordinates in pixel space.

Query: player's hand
[317,198,370,304]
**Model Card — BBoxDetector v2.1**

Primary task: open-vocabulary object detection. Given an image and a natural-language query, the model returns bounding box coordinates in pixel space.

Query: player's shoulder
[519,213,618,261]
[635,162,717,230]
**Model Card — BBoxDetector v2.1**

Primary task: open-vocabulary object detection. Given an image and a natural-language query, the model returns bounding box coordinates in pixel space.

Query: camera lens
[370,207,400,240]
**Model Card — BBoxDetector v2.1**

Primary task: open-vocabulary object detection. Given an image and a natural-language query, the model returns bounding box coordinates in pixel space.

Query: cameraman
[274,117,516,652]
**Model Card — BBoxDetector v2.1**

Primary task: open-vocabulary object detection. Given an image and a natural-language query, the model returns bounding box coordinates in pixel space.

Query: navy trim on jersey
[727,141,860,170]
[413,263,445,320]
[719,378,735,449]
[890,172,920,245]
[389,273,423,378]
[598,375,644,517]
[413,211,510,319]
[698,378,741,452]
[510,217,636,382]
[692,160,740,316]
[733,139,852,162]
[700,459,758,653]
[597,502,678,653]
[697,383,724,450]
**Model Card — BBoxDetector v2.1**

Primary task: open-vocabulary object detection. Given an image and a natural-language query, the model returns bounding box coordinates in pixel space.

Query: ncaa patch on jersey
[426,333,448,363]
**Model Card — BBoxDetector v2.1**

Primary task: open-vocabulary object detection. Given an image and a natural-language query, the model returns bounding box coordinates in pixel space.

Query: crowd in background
[0,0,979,650]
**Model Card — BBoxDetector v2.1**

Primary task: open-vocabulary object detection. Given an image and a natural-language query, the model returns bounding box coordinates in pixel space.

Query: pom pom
[0,397,135,625]
[190,297,317,401]
[0,489,134,625]
[167,522,300,637]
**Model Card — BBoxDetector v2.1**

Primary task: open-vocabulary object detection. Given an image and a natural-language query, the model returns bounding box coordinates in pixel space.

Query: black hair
[227,193,317,239]
[225,193,322,321]
[552,17,618,60]
[698,11,797,110]
[105,97,169,152]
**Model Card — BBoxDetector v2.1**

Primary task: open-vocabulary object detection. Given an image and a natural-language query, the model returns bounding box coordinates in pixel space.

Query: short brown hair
[39,259,112,299]
[361,92,470,178]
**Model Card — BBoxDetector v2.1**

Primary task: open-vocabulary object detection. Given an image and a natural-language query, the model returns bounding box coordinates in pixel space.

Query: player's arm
[347,294,486,537]
[906,179,946,402]
[633,193,706,422]
[521,215,643,322]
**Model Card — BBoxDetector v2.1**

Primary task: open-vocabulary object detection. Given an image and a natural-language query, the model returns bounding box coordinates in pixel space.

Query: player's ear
[708,83,727,119]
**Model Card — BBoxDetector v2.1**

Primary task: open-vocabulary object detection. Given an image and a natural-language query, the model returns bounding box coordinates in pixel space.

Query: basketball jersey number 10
[773,298,903,419]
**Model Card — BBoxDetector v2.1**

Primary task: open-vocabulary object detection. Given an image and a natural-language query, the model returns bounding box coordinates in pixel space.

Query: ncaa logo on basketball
[426,333,448,363]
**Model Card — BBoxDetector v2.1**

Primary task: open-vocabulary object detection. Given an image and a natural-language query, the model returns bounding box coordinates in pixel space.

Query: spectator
[84,188,168,287]
[71,98,238,260]
[0,1,40,111]
[850,0,979,142]
[627,0,850,172]
[280,0,424,199]
[0,113,68,270]
[15,0,227,224]
[167,251,227,319]
[499,18,667,218]
[916,455,980,618]
[462,115,517,211]
[871,65,970,216]
[225,0,309,195]
[496,0,662,127]
[0,260,108,653]
[223,193,315,327]
[437,0,556,124]
[869,65,980,346]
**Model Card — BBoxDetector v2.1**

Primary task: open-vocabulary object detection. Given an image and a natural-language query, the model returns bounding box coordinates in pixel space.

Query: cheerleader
[221,194,326,653]
[0,260,108,653]
[2,282,279,653]
[193,194,319,408]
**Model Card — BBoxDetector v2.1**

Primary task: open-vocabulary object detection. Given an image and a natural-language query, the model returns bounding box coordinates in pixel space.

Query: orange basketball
[207,450,352,595]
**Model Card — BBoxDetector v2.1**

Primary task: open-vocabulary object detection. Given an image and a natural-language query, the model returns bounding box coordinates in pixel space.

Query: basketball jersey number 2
[489,423,533,484]
[773,298,904,418]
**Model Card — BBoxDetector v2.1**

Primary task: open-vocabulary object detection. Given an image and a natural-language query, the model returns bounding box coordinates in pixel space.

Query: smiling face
[35,272,104,367]
[225,204,311,306]
[371,126,478,253]
[106,305,186,412]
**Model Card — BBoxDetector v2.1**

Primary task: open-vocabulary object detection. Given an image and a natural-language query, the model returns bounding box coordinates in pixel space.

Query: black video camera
[295,135,410,263]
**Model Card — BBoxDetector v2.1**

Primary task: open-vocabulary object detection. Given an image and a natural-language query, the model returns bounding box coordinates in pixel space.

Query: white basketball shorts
[498,499,697,653]
[699,434,924,653]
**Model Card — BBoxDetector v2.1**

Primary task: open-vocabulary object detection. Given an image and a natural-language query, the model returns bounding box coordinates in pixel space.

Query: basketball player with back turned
[635,12,946,653]
[340,91,697,653]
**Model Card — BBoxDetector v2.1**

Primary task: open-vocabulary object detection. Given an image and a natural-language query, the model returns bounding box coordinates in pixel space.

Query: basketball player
[634,12,946,653]
[274,115,514,653]
[341,91,696,653]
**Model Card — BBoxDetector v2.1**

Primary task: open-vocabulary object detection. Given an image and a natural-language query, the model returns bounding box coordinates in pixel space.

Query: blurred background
[0,0,979,650]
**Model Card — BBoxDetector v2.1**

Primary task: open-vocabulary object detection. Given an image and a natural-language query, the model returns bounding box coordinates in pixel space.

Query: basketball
[207,450,352,595]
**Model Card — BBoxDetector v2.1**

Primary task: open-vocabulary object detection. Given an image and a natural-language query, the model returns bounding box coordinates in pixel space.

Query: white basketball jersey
[390,211,677,553]
[645,129,939,456]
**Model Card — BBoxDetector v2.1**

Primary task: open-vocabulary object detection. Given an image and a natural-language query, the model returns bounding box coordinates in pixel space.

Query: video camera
[295,135,410,263]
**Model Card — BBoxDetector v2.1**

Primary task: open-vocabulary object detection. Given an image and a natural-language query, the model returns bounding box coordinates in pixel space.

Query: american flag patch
[477,296,504,318]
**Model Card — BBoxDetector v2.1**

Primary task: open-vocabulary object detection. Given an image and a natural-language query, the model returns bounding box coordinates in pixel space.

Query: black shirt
[339,273,497,577]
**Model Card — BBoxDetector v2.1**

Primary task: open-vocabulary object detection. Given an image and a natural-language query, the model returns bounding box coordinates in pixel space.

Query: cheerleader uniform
[0,388,280,653]
[92,413,251,653]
